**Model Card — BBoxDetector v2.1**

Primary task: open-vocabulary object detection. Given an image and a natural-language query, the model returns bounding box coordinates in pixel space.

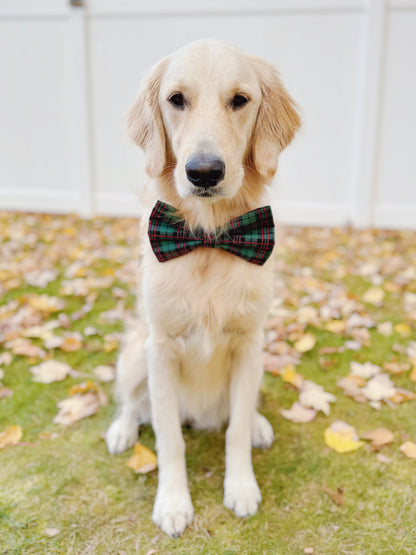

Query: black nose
[185,155,225,188]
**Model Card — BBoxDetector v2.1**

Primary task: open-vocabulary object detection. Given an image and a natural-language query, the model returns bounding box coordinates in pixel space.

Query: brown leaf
[322,483,344,505]
[361,428,394,450]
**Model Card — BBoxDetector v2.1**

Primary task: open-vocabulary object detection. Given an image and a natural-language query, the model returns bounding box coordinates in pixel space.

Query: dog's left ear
[248,57,301,182]
[127,58,169,178]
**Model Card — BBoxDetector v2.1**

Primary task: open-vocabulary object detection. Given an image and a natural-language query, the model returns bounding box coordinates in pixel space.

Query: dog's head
[128,40,300,202]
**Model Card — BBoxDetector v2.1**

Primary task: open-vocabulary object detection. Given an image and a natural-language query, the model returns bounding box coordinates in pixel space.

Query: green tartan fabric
[148,200,275,266]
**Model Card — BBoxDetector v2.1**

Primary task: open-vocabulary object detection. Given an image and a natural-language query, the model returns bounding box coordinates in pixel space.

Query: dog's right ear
[127,59,169,178]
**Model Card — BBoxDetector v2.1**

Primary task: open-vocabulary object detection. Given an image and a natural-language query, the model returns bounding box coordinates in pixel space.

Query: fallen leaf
[362,286,384,305]
[30,360,72,384]
[362,373,396,402]
[395,323,412,337]
[376,453,392,464]
[281,366,304,388]
[389,388,415,404]
[377,321,393,336]
[0,387,13,399]
[400,441,416,459]
[0,425,22,449]
[361,428,394,450]
[337,376,367,403]
[322,483,344,505]
[350,361,381,379]
[294,333,316,353]
[280,402,316,423]
[93,365,115,382]
[53,393,100,426]
[299,380,336,416]
[59,332,83,352]
[126,443,157,473]
[325,320,346,334]
[44,528,60,537]
[383,361,411,375]
[69,381,98,396]
[324,421,364,453]
[27,294,65,313]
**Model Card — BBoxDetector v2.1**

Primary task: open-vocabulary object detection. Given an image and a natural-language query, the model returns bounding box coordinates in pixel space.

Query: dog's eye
[231,94,249,109]
[168,93,185,109]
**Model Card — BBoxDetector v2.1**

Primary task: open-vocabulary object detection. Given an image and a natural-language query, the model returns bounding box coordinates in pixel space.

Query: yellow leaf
[126,443,157,474]
[325,320,346,334]
[69,381,98,396]
[394,323,411,337]
[362,287,385,305]
[27,294,65,313]
[281,366,304,388]
[294,333,316,353]
[324,422,364,453]
[0,425,22,449]
[400,441,416,459]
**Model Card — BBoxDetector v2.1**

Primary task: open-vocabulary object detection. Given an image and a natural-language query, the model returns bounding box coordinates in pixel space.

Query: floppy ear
[127,59,169,178]
[249,57,301,182]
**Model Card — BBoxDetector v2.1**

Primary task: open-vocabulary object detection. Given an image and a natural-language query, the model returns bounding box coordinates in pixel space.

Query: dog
[106,39,300,538]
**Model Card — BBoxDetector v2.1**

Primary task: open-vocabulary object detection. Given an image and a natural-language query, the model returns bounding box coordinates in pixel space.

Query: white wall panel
[374,8,416,228]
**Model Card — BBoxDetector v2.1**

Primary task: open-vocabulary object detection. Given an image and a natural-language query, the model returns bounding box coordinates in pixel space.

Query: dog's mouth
[191,187,223,199]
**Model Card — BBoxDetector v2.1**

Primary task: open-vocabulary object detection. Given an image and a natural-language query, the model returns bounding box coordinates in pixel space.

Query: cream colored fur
[106,39,300,538]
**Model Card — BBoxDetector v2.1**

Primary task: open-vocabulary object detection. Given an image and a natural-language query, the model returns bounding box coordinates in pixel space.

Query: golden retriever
[106,39,300,538]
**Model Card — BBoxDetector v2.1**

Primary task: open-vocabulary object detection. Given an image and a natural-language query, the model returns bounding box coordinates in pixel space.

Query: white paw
[224,476,261,517]
[152,488,194,538]
[106,417,138,454]
[252,412,274,449]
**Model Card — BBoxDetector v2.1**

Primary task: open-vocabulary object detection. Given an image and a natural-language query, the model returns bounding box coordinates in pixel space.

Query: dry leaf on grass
[281,366,304,388]
[362,373,396,402]
[395,323,412,337]
[44,528,60,537]
[280,402,316,423]
[350,361,381,379]
[322,483,344,505]
[294,333,316,353]
[361,428,394,450]
[362,286,384,305]
[54,393,101,426]
[93,365,115,382]
[324,421,364,453]
[26,294,65,313]
[400,441,416,459]
[126,443,157,473]
[0,387,13,398]
[299,381,336,416]
[30,360,73,384]
[0,425,22,449]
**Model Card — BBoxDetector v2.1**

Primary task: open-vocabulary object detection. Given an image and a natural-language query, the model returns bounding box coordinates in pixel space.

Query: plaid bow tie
[148,201,275,266]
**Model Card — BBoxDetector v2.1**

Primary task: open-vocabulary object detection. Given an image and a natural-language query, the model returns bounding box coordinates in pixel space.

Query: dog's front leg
[146,336,193,538]
[224,331,264,517]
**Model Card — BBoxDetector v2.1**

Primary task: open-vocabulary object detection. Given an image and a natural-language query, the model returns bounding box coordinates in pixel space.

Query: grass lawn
[1,212,416,554]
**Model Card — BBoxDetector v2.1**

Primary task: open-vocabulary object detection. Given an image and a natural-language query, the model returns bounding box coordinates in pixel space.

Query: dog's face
[128,40,300,202]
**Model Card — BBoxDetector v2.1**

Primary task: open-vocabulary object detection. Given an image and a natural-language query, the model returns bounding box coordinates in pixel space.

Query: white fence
[1,0,415,228]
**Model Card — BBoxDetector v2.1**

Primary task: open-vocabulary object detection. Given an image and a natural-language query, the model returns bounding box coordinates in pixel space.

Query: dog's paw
[252,412,274,449]
[106,417,138,454]
[223,476,261,518]
[152,489,194,538]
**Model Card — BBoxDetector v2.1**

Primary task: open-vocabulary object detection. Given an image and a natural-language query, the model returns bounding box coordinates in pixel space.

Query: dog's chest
[144,248,273,337]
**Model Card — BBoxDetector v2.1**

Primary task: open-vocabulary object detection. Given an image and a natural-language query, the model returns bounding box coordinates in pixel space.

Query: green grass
[1,215,416,554]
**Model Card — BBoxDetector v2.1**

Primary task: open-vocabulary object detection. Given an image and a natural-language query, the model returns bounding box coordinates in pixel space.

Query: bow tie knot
[148,201,275,266]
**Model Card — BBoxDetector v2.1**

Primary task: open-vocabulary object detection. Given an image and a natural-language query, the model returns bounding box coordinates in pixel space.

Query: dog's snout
[185,155,225,188]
